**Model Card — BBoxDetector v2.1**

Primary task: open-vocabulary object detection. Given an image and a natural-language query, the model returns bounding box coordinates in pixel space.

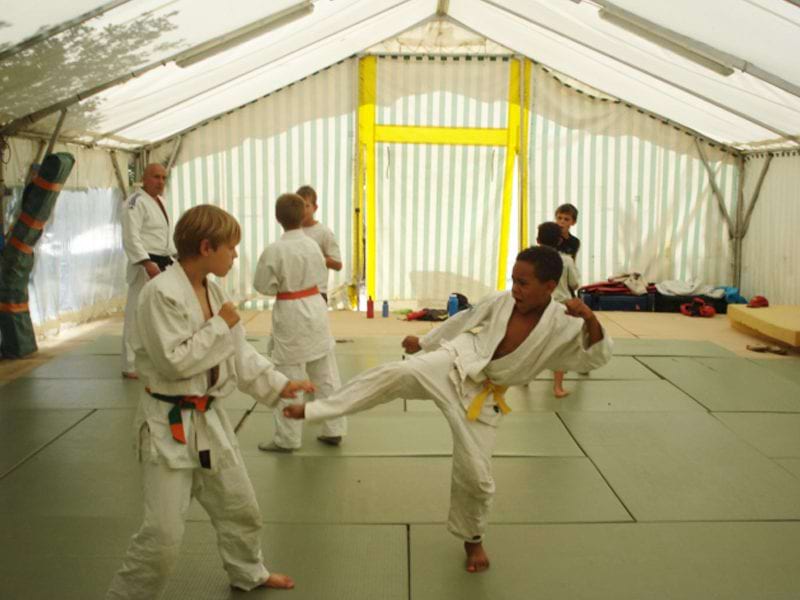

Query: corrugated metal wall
[374,56,510,303]
[164,60,356,306]
[741,152,800,304]
[528,64,740,287]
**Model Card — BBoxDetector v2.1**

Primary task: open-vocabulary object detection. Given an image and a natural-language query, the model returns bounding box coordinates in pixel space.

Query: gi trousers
[305,348,497,542]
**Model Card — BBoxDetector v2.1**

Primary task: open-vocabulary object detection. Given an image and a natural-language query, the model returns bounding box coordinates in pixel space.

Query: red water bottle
[366,296,374,318]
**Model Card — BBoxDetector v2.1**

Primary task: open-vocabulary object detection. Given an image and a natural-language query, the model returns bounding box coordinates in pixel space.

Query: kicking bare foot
[464,541,490,573]
[553,386,570,399]
[262,573,294,589]
[283,404,306,419]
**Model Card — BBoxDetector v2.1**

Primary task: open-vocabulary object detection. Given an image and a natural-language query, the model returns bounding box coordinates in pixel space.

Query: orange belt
[276,286,320,301]
[31,175,62,192]
[0,302,30,313]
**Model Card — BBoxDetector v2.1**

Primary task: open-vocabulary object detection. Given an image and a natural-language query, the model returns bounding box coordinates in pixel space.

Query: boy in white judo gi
[537,221,581,398]
[106,205,313,599]
[284,245,612,572]
[297,185,342,304]
[253,193,346,452]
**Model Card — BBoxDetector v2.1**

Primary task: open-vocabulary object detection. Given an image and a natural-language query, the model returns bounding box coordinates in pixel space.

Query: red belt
[276,286,320,300]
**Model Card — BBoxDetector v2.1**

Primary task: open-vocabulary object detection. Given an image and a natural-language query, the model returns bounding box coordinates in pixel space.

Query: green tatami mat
[74,334,122,355]
[233,455,629,524]
[245,335,271,354]
[638,357,800,412]
[237,412,583,457]
[611,338,735,357]
[410,522,800,600]
[22,355,129,379]
[715,413,800,458]
[0,409,91,477]
[0,377,139,410]
[778,459,800,480]
[560,411,800,521]
[510,380,704,412]
[749,358,800,386]
[0,409,141,517]
[535,356,658,380]
[163,523,407,600]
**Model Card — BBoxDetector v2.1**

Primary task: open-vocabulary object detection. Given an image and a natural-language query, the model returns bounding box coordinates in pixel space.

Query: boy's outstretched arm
[564,299,604,347]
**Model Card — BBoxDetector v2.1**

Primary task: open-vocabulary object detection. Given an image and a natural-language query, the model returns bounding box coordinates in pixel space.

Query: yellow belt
[466,380,511,421]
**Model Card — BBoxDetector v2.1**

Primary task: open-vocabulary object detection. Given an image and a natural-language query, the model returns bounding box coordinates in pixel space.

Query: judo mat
[610,338,734,357]
[409,523,800,600]
[3,335,800,599]
[638,357,800,412]
[727,304,800,347]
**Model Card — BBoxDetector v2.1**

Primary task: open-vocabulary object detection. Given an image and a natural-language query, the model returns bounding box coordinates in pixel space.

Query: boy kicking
[283,246,612,572]
[106,205,313,599]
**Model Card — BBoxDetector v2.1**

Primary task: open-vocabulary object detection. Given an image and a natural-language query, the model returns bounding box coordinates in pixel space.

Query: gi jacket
[253,230,334,365]
[132,264,288,470]
[419,291,612,425]
[121,189,177,284]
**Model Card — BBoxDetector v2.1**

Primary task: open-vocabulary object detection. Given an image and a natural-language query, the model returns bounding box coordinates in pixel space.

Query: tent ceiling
[1,0,799,152]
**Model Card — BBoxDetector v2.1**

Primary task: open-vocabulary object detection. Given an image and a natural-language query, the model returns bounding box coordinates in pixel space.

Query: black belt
[148,254,174,272]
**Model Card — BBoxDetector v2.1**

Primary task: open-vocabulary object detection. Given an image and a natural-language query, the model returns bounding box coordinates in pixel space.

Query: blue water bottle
[447,293,459,317]
[381,300,389,318]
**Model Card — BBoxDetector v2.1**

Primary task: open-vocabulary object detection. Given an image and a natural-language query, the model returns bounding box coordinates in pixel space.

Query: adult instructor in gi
[120,163,176,378]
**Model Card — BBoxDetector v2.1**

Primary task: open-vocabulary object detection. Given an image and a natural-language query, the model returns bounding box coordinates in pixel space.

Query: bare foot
[553,387,570,399]
[282,404,306,419]
[262,573,295,589]
[464,541,490,573]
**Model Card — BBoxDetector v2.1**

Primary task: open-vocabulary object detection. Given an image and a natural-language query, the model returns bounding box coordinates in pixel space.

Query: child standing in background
[537,221,581,398]
[555,203,580,260]
[297,185,342,304]
[253,193,347,451]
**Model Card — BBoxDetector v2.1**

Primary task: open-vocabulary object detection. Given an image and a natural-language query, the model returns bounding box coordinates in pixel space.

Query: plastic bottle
[381,300,389,318]
[447,293,459,317]
[366,296,374,318]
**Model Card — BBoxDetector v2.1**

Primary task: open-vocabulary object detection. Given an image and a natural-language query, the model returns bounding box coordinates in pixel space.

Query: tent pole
[734,159,746,288]
[110,151,128,198]
[740,154,772,239]
[25,140,47,187]
[165,136,183,175]
[45,110,68,158]
[694,138,735,238]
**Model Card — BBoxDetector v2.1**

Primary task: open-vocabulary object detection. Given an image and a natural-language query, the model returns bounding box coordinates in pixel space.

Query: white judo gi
[253,229,346,449]
[304,291,612,541]
[553,252,580,303]
[106,265,289,600]
[302,221,342,296]
[120,189,176,374]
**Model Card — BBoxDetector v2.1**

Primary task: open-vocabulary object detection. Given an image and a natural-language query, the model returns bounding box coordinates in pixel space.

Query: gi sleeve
[121,194,151,265]
[136,287,235,379]
[548,321,613,373]
[253,247,280,296]
[322,229,342,262]
[230,323,289,408]
[567,258,580,292]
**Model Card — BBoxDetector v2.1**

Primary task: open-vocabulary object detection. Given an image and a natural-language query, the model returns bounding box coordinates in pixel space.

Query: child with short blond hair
[106,204,311,599]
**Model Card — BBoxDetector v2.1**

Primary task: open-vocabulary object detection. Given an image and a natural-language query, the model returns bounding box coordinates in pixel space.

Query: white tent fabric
[741,152,800,304]
[528,63,739,286]
[2,0,799,150]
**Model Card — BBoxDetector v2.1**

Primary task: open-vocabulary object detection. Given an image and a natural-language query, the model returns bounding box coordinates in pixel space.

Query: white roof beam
[593,0,800,99]
[479,0,799,146]
[100,0,420,147]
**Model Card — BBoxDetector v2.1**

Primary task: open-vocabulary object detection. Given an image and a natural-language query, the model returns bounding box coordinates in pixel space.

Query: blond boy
[107,205,310,599]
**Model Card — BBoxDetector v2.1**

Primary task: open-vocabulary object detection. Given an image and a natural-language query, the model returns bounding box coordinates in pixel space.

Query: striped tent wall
[163,60,356,307]
[374,56,510,303]
[741,152,800,304]
[528,64,740,288]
